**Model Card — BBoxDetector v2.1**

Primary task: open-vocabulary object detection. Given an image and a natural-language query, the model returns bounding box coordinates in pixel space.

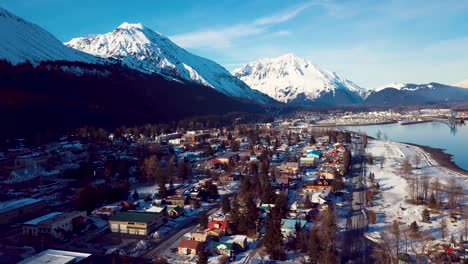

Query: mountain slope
[233,54,368,106]
[454,80,468,88]
[365,83,468,105]
[0,60,266,138]
[66,23,275,104]
[0,7,99,64]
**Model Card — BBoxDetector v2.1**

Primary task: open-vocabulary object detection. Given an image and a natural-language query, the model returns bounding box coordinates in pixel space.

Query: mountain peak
[233,54,367,105]
[117,22,145,30]
[65,23,275,104]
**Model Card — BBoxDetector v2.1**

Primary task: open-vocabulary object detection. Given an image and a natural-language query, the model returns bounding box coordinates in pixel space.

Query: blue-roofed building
[307,150,322,159]
[281,219,307,237]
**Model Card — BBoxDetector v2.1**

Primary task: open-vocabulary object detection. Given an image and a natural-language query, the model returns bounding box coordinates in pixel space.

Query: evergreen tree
[428,192,437,208]
[409,221,419,233]
[196,244,208,264]
[264,207,286,260]
[304,194,311,209]
[158,182,167,198]
[221,196,231,214]
[308,226,320,263]
[319,207,337,263]
[245,193,259,231]
[230,197,241,229]
[261,180,275,204]
[275,192,289,219]
[199,212,209,230]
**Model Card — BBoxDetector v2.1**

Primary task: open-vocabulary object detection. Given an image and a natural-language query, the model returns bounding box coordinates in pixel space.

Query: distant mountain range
[234,54,468,107]
[0,6,466,135]
[365,82,468,106]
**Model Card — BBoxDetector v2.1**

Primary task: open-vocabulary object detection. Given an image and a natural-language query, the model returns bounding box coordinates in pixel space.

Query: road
[341,151,372,263]
[139,192,237,263]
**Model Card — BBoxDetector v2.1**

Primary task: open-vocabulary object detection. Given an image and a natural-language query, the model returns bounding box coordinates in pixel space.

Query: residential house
[281,219,307,237]
[208,220,228,237]
[310,189,335,205]
[213,242,235,257]
[307,150,322,159]
[219,174,239,182]
[92,205,122,219]
[304,179,334,191]
[167,205,184,218]
[299,157,316,168]
[178,239,201,256]
[221,235,248,251]
[145,205,167,214]
[191,232,208,242]
[109,211,164,236]
[217,153,238,165]
[284,162,299,174]
[166,195,188,207]
[276,176,290,187]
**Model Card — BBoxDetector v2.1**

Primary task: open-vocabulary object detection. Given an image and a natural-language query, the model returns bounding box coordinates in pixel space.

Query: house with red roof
[208,220,228,237]
[178,239,201,256]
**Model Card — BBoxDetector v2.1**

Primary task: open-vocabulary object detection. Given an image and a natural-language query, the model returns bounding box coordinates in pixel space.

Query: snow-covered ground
[364,139,467,248]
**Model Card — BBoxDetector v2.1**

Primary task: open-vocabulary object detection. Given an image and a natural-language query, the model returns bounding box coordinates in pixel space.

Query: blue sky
[1,0,468,88]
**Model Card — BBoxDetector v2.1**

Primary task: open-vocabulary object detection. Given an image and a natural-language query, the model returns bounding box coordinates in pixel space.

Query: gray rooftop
[0,198,43,214]
[19,249,91,264]
[24,212,62,226]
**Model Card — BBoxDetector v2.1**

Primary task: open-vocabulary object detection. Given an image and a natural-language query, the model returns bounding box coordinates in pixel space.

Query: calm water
[344,121,468,171]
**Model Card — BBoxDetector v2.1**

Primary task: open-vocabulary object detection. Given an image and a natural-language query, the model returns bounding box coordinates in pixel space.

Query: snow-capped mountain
[374,83,438,92]
[0,7,99,65]
[233,54,368,106]
[365,82,468,105]
[453,80,468,88]
[66,23,275,104]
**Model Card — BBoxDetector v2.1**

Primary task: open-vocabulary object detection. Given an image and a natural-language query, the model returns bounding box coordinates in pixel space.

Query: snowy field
[364,139,467,248]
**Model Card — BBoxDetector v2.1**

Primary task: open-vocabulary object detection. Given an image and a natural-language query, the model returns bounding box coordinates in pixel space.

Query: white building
[23,211,86,240]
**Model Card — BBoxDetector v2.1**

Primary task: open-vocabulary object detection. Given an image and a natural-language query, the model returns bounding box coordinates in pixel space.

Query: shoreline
[401,142,468,176]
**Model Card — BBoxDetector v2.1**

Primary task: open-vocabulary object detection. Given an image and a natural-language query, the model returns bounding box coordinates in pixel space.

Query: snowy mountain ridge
[0,7,99,65]
[374,82,436,92]
[233,54,368,105]
[66,23,275,104]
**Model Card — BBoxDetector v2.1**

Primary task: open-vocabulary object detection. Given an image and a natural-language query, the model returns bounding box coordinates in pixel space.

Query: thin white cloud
[170,2,314,49]
[254,2,316,26]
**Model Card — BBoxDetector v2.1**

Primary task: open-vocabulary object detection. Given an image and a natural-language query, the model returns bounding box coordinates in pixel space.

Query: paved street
[341,152,372,263]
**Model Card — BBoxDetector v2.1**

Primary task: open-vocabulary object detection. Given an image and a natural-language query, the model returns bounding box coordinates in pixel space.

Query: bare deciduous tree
[400,157,413,179]
[414,154,422,169]
[430,178,443,207]
[380,154,386,169]
[440,218,447,241]
[421,175,430,202]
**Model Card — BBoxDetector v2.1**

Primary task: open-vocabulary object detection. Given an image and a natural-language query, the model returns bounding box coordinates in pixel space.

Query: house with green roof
[109,211,164,236]
[212,242,236,257]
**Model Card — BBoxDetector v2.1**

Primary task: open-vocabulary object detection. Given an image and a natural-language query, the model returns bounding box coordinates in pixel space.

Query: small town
[0,108,466,264]
[2,1,468,263]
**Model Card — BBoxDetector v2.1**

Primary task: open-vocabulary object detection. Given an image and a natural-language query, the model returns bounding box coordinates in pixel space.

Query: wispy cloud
[170,2,314,49]
[253,2,316,26]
